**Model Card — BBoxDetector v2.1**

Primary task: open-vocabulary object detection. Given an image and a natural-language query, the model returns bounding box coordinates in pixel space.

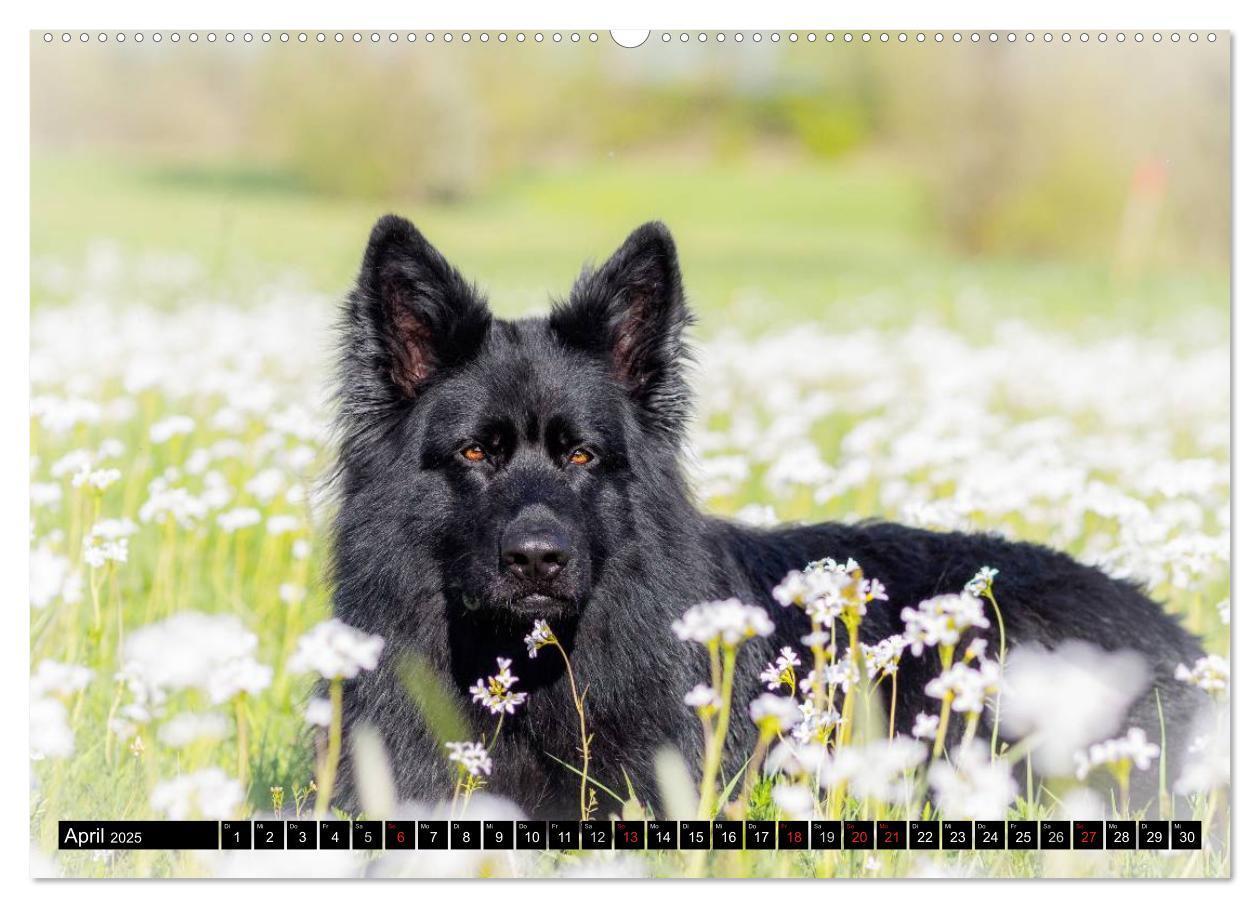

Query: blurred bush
[31,36,1228,267]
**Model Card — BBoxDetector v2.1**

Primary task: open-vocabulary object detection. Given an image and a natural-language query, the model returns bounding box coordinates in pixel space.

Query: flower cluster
[82,518,136,568]
[758,646,801,692]
[772,557,886,628]
[446,741,493,777]
[964,566,999,598]
[470,658,528,715]
[862,634,909,680]
[1175,654,1230,694]
[927,745,1018,820]
[524,619,557,658]
[671,598,774,646]
[900,593,990,656]
[288,619,385,680]
[749,693,803,734]
[925,658,1000,715]
[1074,727,1161,780]
[684,684,722,710]
[150,768,244,820]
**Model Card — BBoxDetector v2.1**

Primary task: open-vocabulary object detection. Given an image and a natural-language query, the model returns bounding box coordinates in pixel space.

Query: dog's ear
[550,222,694,439]
[345,215,490,402]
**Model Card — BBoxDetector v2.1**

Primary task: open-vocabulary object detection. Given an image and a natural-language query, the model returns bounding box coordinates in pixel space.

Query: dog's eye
[567,447,595,466]
[460,444,487,463]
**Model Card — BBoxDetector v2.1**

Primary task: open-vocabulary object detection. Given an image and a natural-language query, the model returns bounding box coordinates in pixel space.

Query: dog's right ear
[345,215,490,401]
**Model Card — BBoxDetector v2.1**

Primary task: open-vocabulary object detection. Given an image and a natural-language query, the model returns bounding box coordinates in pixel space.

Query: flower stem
[985,589,1008,758]
[959,710,981,753]
[555,643,592,821]
[932,644,956,759]
[696,645,738,819]
[888,671,898,740]
[234,694,250,784]
[312,678,342,817]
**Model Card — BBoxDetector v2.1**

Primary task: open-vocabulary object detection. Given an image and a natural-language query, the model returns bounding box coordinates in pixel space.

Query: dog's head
[336,215,693,622]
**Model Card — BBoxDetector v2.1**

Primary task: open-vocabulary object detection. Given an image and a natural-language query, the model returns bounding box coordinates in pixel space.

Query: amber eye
[567,447,595,466]
[460,444,487,463]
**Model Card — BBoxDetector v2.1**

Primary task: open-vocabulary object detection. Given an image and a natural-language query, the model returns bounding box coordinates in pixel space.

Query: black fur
[330,216,1206,818]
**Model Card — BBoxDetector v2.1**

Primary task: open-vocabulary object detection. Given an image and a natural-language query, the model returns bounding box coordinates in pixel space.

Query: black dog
[330,215,1204,817]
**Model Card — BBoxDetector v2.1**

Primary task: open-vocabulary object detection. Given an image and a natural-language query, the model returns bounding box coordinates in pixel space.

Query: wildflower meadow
[27,231,1229,879]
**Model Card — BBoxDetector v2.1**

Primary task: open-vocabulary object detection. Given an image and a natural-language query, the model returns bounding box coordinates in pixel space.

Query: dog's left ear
[550,222,693,439]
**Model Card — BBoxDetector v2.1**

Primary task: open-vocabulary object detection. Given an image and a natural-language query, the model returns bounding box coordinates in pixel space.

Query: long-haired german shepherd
[329,215,1205,818]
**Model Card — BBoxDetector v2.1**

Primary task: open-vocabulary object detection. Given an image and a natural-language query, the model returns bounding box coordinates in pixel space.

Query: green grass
[31,154,1227,337]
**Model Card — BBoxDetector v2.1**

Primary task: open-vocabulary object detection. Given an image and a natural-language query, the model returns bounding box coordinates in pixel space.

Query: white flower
[469,658,528,715]
[928,745,1017,820]
[288,619,385,681]
[278,583,305,605]
[759,646,801,691]
[772,783,815,819]
[151,768,243,820]
[1175,704,1230,794]
[72,466,121,491]
[683,683,721,710]
[792,699,843,744]
[912,712,940,740]
[139,481,207,527]
[31,482,62,508]
[734,503,778,527]
[123,612,263,698]
[964,566,999,598]
[158,712,230,747]
[244,468,286,502]
[800,630,829,648]
[266,515,301,535]
[848,738,929,803]
[900,593,990,656]
[1174,655,1229,694]
[863,634,908,678]
[1056,787,1107,822]
[772,558,878,627]
[206,656,273,704]
[30,546,80,610]
[671,598,774,646]
[964,638,988,662]
[925,658,1000,714]
[524,619,556,658]
[31,660,93,699]
[149,415,195,443]
[304,698,333,727]
[446,741,493,777]
[766,740,829,777]
[50,449,94,479]
[217,507,262,533]
[799,654,860,697]
[86,518,138,541]
[30,697,75,759]
[999,641,1150,777]
[1074,727,1160,780]
[749,693,802,732]
[31,396,101,434]
[83,537,128,568]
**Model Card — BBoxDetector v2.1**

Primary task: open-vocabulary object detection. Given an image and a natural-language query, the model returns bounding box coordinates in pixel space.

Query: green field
[29,156,1230,879]
[31,155,1228,336]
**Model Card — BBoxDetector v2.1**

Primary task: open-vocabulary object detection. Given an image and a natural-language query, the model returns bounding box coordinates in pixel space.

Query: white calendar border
[3,0,1248,902]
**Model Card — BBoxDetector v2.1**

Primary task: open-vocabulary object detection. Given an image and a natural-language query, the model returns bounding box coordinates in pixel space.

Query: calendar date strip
[58,819,1202,851]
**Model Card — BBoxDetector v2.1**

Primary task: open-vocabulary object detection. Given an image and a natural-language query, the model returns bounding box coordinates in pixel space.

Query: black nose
[501,526,572,581]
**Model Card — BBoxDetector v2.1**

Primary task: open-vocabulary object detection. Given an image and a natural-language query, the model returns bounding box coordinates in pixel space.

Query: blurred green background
[31,34,1230,335]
